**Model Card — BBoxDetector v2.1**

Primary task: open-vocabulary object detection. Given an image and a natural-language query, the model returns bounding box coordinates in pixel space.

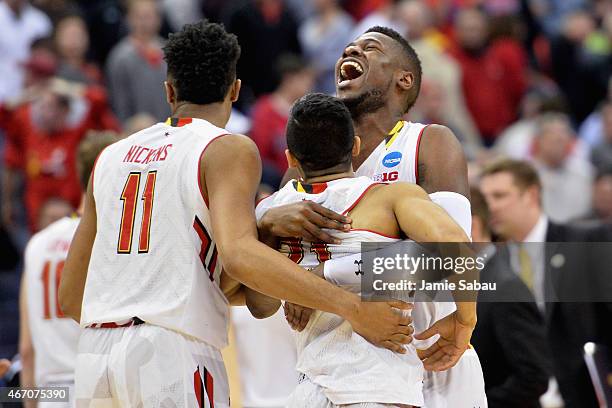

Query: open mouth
[338,60,364,86]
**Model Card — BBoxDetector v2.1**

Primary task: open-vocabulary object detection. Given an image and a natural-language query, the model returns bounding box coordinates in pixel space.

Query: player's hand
[284,302,314,331]
[347,301,414,354]
[414,311,476,371]
[258,201,351,244]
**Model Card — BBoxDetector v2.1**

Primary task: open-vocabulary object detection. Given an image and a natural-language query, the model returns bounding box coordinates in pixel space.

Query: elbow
[219,246,252,283]
[247,302,281,319]
[58,283,80,322]
[18,342,33,365]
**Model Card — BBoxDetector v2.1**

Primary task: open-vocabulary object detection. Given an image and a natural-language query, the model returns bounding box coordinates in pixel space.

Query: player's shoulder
[416,124,463,157]
[375,181,429,200]
[199,132,259,162]
[26,216,79,253]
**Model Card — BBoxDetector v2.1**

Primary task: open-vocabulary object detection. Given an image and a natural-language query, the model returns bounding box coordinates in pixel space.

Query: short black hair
[365,26,422,111]
[287,93,354,175]
[163,20,240,105]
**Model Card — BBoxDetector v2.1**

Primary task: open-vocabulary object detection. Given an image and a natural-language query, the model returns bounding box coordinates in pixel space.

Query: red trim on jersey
[292,180,329,194]
[194,366,204,408]
[197,134,231,208]
[85,317,144,328]
[414,125,429,183]
[349,228,401,239]
[204,368,215,408]
[193,216,214,280]
[341,183,386,215]
[255,193,272,207]
[168,117,194,127]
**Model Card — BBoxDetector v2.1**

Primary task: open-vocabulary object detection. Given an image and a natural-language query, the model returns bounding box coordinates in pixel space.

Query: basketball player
[256,93,476,408]
[259,27,487,407]
[58,21,413,407]
[19,131,119,408]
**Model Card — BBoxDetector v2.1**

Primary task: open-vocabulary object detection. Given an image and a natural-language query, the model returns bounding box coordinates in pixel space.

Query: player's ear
[285,149,299,169]
[230,79,241,103]
[352,136,361,157]
[164,81,175,105]
[397,70,414,92]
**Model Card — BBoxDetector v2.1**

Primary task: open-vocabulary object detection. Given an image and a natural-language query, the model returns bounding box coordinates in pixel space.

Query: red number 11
[118,171,157,254]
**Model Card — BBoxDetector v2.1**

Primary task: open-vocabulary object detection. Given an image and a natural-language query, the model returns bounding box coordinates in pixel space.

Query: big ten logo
[373,172,399,182]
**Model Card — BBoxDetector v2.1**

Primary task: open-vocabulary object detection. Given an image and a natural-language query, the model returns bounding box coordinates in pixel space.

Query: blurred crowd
[1,0,612,406]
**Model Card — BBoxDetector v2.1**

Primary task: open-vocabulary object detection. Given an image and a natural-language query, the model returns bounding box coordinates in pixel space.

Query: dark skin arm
[416,125,470,198]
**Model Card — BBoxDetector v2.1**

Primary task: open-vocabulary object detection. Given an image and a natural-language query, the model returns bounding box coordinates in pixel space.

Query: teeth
[340,60,364,81]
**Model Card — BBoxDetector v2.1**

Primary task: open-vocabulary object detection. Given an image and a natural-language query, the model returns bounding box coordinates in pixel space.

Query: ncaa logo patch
[382,151,402,168]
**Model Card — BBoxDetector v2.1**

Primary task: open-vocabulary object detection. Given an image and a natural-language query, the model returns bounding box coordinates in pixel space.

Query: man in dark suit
[480,159,612,408]
[470,187,551,408]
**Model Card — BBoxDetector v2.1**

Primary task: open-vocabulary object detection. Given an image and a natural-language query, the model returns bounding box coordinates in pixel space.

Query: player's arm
[220,272,280,318]
[417,125,469,197]
[203,134,413,352]
[58,179,96,322]
[18,272,36,408]
[390,183,478,371]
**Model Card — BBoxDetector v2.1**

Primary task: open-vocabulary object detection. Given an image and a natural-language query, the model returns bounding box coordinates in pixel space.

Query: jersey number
[118,171,157,254]
[281,238,331,263]
[41,260,65,319]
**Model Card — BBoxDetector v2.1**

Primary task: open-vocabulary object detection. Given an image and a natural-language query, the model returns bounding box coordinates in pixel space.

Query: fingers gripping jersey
[24,216,81,386]
[82,118,230,349]
[256,177,424,406]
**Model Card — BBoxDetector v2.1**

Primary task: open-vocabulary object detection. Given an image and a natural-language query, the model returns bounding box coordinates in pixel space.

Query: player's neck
[352,109,403,168]
[171,102,229,129]
[302,170,355,184]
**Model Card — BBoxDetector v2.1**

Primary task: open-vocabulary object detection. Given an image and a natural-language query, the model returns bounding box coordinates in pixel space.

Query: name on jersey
[47,238,71,253]
[123,144,173,164]
[382,151,402,168]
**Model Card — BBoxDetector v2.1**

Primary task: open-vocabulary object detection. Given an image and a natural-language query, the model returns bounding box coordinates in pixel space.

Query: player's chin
[336,86,362,101]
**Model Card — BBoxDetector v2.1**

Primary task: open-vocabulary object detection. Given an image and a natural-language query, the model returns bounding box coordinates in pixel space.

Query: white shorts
[286,376,413,408]
[74,323,229,408]
[423,348,487,408]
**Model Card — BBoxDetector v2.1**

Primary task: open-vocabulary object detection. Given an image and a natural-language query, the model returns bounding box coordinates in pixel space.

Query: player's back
[24,216,81,386]
[255,176,424,406]
[81,118,230,348]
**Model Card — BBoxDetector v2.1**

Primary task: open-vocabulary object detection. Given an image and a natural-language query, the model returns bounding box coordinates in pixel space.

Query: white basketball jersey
[256,177,424,406]
[82,118,230,349]
[24,216,81,386]
[356,121,456,334]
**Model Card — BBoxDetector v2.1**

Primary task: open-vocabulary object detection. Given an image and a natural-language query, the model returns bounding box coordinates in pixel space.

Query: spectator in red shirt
[449,8,527,144]
[249,54,315,185]
[1,78,120,231]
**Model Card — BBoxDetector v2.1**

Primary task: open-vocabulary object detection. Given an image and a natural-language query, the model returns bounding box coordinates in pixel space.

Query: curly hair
[287,93,354,174]
[365,26,422,112]
[163,20,241,105]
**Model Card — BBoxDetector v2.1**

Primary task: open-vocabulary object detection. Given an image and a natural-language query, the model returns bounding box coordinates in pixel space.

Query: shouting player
[19,131,119,408]
[259,27,487,407]
[58,21,412,407]
[256,93,476,407]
